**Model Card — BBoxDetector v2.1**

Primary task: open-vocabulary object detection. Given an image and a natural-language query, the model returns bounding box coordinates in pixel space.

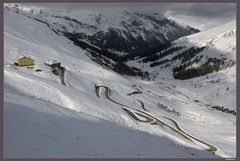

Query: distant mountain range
[35,9,199,56]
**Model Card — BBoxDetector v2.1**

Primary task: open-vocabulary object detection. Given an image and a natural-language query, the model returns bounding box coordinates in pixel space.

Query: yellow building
[16,56,35,66]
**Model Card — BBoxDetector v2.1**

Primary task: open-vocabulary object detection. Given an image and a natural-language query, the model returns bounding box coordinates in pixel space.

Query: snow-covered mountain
[127,19,236,112]
[7,4,199,57]
[4,5,236,158]
[127,20,236,79]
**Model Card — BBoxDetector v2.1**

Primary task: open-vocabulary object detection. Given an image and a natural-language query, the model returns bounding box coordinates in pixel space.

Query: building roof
[18,56,34,60]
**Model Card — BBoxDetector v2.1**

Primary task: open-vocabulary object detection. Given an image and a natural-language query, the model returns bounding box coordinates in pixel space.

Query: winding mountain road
[95,84,217,154]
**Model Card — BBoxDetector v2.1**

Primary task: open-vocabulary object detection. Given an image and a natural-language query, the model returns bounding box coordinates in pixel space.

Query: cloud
[162,3,235,30]
[165,3,235,18]
[19,3,236,30]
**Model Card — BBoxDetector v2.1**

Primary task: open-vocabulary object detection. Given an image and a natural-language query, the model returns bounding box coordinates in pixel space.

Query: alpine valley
[4,4,236,158]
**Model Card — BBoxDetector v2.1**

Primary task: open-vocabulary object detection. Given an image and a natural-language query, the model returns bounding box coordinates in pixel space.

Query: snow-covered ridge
[172,20,236,66]
[175,20,236,50]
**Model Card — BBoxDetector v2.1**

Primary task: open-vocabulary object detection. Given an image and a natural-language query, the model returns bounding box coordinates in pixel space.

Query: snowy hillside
[128,20,236,71]
[4,5,236,158]
[127,20,236,110]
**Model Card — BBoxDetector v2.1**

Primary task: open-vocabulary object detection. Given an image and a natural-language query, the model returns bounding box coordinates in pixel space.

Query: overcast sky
[20,3,236,30]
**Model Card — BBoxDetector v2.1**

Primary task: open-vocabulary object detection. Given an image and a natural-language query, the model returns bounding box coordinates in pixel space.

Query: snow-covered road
[95,85,218,154]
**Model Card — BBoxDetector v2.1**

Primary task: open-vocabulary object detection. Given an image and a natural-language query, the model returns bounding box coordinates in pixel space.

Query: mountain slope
[129,20,236,77]
[4,6,236,158]
[27,8,199,56]
[127,20,236,111]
